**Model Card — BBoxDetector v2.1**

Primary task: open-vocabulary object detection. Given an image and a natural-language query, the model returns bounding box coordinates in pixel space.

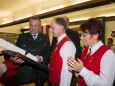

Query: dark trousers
[70,72,75,86]
[18,66,48,86]
[47,82,59,86]
[49,84,59,86]
[113,79,115,86]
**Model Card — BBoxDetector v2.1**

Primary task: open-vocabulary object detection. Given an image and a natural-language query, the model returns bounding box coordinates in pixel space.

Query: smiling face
[29,19,41,34]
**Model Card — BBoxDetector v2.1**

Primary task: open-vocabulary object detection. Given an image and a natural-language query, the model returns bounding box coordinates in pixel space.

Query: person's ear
[93,33,98,40]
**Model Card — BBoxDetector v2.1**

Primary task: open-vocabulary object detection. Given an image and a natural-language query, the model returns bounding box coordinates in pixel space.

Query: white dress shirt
[0,63,7,77]
[77,41,115,86]
[57,33,76,86]
[31,33,38,40]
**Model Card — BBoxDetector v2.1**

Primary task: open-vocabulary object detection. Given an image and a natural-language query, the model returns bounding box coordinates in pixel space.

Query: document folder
[0,38,52,72]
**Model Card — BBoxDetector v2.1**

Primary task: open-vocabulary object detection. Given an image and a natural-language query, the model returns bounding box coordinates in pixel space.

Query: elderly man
[48,17,76,86]
[11,16,51,86]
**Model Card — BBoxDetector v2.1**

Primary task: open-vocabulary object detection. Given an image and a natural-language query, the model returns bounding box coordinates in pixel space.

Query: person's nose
[31,26,36,30]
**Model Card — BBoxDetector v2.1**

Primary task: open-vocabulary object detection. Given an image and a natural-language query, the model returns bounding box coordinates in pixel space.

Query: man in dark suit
[51,16,82,86]
[11,16,51,86]
[51,16,81,59]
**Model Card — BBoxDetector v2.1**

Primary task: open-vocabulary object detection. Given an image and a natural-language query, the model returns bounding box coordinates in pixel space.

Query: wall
[105,21,115,44]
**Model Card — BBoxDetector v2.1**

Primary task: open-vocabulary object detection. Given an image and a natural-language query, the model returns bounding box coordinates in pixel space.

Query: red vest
[79,45,109,86]
[0,60,18,84]
[49,36,71,84]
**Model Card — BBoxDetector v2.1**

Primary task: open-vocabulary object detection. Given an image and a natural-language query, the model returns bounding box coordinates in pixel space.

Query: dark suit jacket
[16,32,51,85]
[51,29,82,59]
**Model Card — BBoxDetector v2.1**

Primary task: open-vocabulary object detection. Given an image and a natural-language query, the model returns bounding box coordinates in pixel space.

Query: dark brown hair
[80,18,103,40]
[108,38,113,42]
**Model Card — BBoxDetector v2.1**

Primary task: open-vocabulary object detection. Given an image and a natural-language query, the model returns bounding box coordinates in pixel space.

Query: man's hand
[0,82,5,86]
[36,55,42,62]
[10,57,24,64]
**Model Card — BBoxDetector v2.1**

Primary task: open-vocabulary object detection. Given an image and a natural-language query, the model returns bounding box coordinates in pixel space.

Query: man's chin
[31,32,38,34]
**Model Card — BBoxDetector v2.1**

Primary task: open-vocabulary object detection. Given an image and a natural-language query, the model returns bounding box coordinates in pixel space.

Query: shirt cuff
[0,63,7,77]
[40,56,43,62]
[75,72,79,77]
[79,67,89,77]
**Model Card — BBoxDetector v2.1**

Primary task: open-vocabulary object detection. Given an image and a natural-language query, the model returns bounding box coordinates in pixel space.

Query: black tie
[85,48,91,59]
[54,40,58,49]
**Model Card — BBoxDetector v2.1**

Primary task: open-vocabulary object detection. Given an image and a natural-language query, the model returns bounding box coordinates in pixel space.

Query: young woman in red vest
[67,18,115,86]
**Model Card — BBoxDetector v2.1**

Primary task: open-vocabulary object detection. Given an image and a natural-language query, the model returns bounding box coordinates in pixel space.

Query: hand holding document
[0,38,50,72]
[10,56,25,64]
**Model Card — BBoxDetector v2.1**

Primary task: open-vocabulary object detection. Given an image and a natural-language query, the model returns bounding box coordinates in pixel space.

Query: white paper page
[0,38,25,55]
[0,38,37,62]
[26,53,37,62]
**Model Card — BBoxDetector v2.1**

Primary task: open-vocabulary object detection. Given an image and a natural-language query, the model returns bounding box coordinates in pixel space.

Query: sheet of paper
[26,53,37,62]
[0,38,37,62]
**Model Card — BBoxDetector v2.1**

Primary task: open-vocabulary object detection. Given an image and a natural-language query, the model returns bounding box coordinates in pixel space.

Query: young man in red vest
[48,17,76,86]
[67,18,115,86]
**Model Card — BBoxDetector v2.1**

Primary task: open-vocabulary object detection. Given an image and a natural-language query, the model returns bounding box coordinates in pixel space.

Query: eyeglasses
[81,33,90,38]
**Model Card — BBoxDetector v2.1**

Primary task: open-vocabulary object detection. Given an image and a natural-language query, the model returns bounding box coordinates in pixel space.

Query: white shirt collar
[57,33,67,44]
[31,33,38,39]
[31,33,38,36]
[90,41,104,55]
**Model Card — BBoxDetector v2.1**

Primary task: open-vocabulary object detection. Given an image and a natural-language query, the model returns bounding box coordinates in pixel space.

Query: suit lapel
[27,33,34,44]
[36,33,42,44]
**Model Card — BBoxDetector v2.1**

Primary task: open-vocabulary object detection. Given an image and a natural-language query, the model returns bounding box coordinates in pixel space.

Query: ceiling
[0,0,115,34]
[0,0,45,17]
[0,0,115,28]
